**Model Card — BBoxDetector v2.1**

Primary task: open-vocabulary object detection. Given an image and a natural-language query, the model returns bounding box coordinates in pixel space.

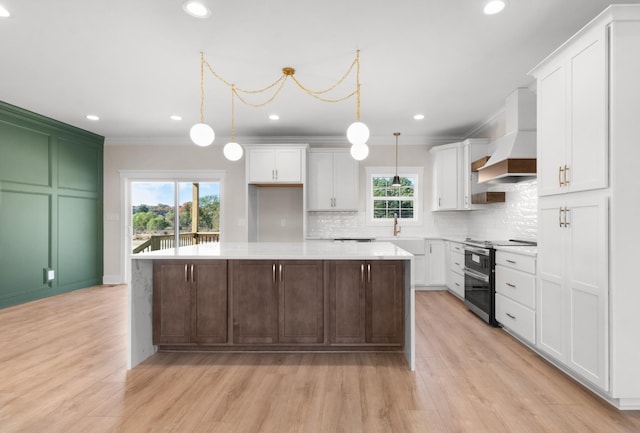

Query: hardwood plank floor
[1,285,640,432]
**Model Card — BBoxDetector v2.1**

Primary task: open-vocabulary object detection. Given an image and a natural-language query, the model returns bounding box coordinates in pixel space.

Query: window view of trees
[131,181,221,252]
[372,176,415,219]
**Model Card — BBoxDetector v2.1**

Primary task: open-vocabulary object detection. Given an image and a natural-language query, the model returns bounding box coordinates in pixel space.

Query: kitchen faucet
[393,214,401,236]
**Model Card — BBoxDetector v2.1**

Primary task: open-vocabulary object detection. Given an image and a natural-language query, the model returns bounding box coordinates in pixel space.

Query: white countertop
[494,245,538,256]
[132,241,414,260]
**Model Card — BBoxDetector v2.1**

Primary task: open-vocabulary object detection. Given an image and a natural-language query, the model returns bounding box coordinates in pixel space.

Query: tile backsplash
[307,179,537,241]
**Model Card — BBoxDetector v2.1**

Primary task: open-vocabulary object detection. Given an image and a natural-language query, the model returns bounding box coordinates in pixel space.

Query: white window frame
[365,166,423,226]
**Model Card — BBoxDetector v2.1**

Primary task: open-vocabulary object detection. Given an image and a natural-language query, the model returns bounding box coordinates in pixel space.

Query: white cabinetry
[495,249,537,345]
[425,239,445,287]
[537,195,608,390]
[534,24,608,196]
[307,150,358,211]
[248,147,303,183]
[430,139,489,211]
[531,7,640,405]
[446,242,465,299]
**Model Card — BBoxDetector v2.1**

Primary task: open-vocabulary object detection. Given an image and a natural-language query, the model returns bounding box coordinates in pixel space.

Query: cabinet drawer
[447,269,464,298]
[449,242,464,254]
[495,265,536,309]
[449,251,464,274]
[495,251,536,274]
[495,293,535,344]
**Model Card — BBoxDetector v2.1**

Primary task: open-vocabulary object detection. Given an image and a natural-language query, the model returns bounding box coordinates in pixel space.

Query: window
[366,167,422,224]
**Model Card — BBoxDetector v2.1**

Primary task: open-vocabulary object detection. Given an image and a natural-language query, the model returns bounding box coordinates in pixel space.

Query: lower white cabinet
[537,194,608,391]
[495,250,537,345]
[425,240,446,286]
[446,241,465,298]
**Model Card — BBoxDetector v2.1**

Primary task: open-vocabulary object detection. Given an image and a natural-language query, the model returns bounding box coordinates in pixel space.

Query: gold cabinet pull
[272,264,276,282]
[559,166,565,187]
[185,264,189,282]
[564,207,570,227]
[559,207,565,227]
[564,165,570,186]
[360,264,365,284]
[367,264,371,283]
[279,264,283,283]
[191,264,195,282]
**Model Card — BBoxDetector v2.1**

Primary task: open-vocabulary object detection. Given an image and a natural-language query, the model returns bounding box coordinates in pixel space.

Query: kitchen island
[129,241,415,370]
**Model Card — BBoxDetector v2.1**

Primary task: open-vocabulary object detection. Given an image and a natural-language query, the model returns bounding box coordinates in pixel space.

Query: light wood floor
[1,286,640,432]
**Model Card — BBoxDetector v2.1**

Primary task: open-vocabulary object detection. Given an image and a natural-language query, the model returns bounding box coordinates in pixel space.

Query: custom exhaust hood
[477,88,537,183]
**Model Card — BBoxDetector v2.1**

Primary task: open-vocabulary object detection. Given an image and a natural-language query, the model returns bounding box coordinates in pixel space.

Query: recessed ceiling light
[86,114,99,121]
[0,5,10,18]
[269,114,280,120]
[413,114,425,120]
[484,0,507,15]
[182,1,211,18]
[170,115,182,121]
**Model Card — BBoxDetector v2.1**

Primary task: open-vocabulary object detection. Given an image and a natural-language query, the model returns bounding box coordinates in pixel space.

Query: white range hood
[478,88,537,183]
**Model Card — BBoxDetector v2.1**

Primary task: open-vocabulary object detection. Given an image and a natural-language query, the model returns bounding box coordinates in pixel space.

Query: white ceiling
[0,0,634,147]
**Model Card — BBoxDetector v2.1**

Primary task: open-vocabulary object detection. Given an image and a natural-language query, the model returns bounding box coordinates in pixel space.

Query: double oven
[462,239,536,326]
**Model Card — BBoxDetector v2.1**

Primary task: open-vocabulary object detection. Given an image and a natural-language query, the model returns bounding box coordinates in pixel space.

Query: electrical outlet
[44,268,55,283]
[280,219,286,227]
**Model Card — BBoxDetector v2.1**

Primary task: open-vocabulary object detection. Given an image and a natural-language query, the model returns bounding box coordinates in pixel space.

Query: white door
[307,152,334,210]
[332,152,359,211]
[274,148,301,182]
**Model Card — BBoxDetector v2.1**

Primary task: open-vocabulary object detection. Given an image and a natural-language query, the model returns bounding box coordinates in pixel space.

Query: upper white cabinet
[530,5,640,405]
[532,24,608,196]
[307,150,358,211]
[430,139,488,211]
[248,146,304,183]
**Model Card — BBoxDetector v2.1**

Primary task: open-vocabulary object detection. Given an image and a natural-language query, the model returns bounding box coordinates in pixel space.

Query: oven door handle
[463,267,490,283]
[463,246,490,256]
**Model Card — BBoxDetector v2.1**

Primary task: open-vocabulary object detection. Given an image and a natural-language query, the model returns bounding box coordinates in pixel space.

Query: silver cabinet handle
[367,264,371,283]
[455,282,461,287]
[275,169,278,180]
[272,264,276,282]
[506,282,516,288]
[506,259,517,264]
[506,313,516,320]
[191,264,195,282]
[454,262,460,266]
[361,264,365,284]
[279,264,283,283]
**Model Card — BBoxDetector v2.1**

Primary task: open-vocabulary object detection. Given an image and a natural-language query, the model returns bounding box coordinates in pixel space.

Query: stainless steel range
[463,238,536,325]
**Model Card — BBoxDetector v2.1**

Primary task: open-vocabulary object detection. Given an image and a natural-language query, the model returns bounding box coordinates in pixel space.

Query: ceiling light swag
[189,50,369,160]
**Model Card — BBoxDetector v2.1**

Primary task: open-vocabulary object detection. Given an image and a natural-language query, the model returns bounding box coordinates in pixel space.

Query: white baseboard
[103,275,125,285]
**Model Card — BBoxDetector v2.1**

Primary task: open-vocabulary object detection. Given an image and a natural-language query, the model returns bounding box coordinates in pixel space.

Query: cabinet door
[248,149,276,182]
[567,27,608,193]
[332,152,359,210]
[192,261,228,344]
[231,260,279,344]
[426,240,446,286]
[153,261,191,345]
[328,261,366,344]
[274,148,302,182]
[307,152,334,210]
[434,147,460,210]
[565,196,608,390]
[537,197,567,359]
[366,261,404,345]
[537,62,567,196]
[278,261,324,344]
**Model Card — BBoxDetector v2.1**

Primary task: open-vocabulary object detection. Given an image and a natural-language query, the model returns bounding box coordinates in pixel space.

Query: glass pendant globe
[189,123,215,147]
[483,0,506,15]
[223,142,243,161]
[350,143,369,161]
[346,121,370,145]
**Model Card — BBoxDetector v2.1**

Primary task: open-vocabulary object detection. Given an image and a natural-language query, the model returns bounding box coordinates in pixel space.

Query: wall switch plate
[44,268,55,282]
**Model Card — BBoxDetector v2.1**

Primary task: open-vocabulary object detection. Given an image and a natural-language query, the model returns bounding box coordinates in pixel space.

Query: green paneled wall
[0,100,104,308]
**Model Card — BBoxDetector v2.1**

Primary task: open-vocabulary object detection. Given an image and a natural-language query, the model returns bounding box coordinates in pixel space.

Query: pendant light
[392,132,401,187]
[223,85,244,161]
[190,52,215,146]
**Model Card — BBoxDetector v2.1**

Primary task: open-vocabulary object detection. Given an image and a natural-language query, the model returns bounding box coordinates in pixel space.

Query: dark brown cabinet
[153,260,228,345]
[230,260,324,345]
[328,260,404,347]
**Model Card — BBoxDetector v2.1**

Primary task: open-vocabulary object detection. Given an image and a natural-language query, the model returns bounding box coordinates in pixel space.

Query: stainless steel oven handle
[463,245,491,256]
[463,267,490,283]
